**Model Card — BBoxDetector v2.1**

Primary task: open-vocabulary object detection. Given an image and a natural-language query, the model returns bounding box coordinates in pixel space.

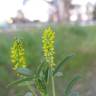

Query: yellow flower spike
[10,38,26,73]
[42,27,55,70]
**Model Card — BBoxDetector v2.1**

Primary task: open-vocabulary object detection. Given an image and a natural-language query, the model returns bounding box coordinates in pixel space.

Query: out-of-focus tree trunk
[93,4,96,20]
[62,0,71,23]
[56,0,71,23]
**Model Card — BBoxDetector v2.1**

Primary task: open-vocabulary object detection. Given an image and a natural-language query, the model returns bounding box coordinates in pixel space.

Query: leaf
[17,81,32,87]
[70,91,80,96]
[44,67,49,83]
[53,54,75,76]
[55,72,63,77]
[36,62,44,75]
[35,78,47,94]
[24,92,33,96]
[7,77,33,87]
[64,76,80,96]
[36,60,49,83]
[16,68,32,76]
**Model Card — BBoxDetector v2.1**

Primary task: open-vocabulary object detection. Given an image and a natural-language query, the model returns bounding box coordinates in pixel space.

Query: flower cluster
[10,38,26,71]
[42,27,55,69]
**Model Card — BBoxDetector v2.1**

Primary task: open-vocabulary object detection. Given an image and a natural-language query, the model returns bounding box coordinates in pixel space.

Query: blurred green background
[1,25,96,96]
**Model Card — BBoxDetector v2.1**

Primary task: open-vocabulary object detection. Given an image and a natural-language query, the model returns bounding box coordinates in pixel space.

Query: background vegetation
[0,25,96,96]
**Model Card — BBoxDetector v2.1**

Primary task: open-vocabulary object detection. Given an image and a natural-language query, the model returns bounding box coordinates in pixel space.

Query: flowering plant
[8,27,80,96]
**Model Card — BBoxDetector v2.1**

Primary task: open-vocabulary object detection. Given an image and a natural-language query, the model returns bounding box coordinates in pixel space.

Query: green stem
[51,76,56,96]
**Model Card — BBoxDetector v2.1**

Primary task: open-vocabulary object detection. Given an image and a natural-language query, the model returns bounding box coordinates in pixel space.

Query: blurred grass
[1,25,96,95]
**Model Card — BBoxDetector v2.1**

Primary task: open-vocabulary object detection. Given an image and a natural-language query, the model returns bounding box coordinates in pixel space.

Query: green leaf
[55,72,63,77]
[53,54,75,76]
[44,67,49,83]
[7,77,33,87]
[70,91,80,96]
[35,78,47,94]
[16,68,32,76]
[24,92,33,96]
[36,62,44,75]
[17,81,32,87]
[64,76,80,96]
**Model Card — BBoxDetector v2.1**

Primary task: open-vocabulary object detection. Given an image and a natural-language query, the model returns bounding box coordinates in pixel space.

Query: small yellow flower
[42,27,55,69]
[10,38,26,71]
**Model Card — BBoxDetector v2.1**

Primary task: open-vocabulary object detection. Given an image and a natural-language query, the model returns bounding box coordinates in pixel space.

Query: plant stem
[51,73,56,96]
